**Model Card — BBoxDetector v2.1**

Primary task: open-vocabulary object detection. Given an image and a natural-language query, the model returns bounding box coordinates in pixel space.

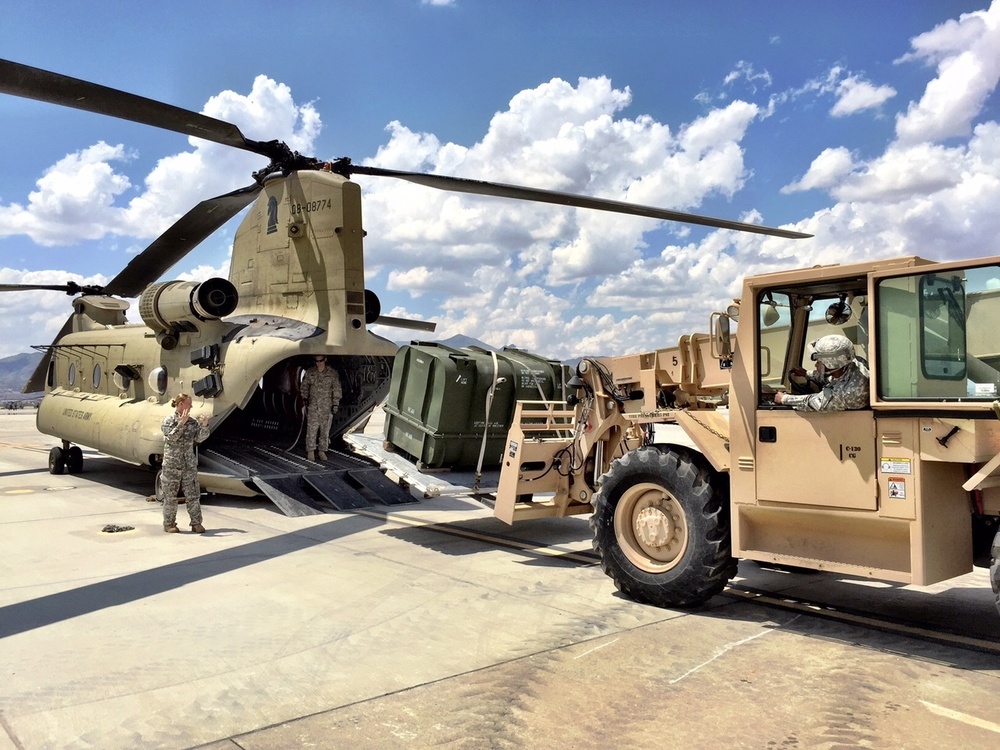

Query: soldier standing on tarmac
[159,393,210,533]
[774,334,870,411]
[301,355,342,461]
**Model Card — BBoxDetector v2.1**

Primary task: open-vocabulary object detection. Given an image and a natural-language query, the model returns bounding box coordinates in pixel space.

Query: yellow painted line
[727,587,1000,655]
[920,701,1000,734]
[1,489,34,495]
[354,508,599,564]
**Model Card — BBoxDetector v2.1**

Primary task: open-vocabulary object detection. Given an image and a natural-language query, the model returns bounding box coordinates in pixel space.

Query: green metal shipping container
[383,342,568,469]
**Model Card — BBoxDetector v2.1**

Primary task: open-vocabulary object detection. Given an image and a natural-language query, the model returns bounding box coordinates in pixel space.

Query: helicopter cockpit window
[68,363,76,386]
[47,359,56,388]
[93,364,102,389]
[149,366,168,396]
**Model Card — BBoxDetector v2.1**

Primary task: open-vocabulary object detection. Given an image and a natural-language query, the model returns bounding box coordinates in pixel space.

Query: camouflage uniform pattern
[159,413,210,526]
[780,359,870,412]
[301,366,343,452]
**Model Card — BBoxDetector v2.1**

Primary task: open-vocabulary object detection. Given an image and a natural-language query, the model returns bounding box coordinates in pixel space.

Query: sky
[1,0,999,361]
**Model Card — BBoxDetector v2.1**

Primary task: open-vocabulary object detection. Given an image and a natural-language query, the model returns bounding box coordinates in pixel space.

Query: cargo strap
[474,350,503,491]
[504,354,555,401]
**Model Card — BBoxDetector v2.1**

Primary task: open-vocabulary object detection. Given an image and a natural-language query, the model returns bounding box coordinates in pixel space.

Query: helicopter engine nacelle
[138,278,238,350]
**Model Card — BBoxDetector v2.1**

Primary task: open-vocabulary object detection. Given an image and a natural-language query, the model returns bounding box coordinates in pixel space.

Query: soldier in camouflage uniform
[159,393,211,533]
[775,334,869,411]
[301,355,342,461]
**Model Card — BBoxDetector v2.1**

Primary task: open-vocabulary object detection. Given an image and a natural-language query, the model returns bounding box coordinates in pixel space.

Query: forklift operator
[774,334,870,411]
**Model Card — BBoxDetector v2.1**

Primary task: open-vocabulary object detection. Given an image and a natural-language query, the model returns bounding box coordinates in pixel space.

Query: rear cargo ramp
[201,439,415,516]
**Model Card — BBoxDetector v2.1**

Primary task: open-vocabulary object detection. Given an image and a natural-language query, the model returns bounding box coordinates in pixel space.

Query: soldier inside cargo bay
[301,355,342,461]
[774,334,870,411]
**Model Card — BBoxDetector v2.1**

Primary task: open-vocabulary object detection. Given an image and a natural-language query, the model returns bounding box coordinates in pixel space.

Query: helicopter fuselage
[34,169,398,493]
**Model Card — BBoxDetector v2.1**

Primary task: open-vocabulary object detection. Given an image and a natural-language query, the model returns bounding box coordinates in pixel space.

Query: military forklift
[494,253,1000,615]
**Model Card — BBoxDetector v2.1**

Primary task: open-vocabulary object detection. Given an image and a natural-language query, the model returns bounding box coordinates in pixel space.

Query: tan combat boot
[306,450,315,461]
[318,451,328,461]
[191,523,206,534]
[164,524,180,533]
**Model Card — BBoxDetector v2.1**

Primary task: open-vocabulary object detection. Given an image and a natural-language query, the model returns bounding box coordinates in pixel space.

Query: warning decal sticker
[880,457,911,474]
[887,477,907,499]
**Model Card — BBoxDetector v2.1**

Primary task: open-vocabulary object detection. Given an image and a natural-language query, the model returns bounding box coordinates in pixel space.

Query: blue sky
[1,1,998,359]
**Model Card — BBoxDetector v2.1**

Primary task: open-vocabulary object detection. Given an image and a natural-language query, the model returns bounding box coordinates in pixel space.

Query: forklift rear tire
[591,446,737,608]
[991,528,1000,617]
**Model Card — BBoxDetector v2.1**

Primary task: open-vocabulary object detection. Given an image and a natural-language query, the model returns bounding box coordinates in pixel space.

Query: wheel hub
[614,481,688,571]
[634,505,674,548]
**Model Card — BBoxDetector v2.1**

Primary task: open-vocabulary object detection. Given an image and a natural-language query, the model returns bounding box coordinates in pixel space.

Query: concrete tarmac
[1,412,999,749]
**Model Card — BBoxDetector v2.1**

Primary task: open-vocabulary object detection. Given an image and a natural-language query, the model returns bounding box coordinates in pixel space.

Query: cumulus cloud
[782,147,856,193]
[775,3,1000,283]
[0,143,133,246]
[361,77,760,296]
[830,76,897,117]
[895,1,1000,143]
[0,267,110,358]
[0,77,320,249]
[763,65,896,119]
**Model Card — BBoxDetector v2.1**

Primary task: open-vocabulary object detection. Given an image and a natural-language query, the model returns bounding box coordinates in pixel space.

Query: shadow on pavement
[0,513,379,639]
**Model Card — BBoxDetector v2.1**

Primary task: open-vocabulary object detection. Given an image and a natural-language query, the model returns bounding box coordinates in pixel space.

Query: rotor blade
[105,184,261,297]
[349,166,811,240]
[0,282,104,295]
[0,59,278,159]
[374,315,437,333]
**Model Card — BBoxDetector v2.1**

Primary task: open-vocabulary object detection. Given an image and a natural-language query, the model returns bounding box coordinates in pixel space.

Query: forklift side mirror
[710,312,733,361]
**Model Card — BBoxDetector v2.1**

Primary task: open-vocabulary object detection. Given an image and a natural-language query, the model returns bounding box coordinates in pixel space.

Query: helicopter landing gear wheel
[66,445,83,474]
[48,446,66,475]
[590,446,737,608]
[991,528,1000,617]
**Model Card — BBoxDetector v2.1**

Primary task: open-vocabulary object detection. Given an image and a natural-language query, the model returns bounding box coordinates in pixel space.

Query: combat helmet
[809,334,855,370]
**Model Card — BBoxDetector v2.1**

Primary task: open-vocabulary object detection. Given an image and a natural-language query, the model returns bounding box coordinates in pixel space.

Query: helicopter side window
[93,364,102,389]
[47,359,56,388]
[68,363,76,386]
[148,366,168,396]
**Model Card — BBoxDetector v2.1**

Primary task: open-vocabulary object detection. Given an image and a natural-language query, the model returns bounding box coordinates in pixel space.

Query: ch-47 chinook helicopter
[0,59,810,516]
